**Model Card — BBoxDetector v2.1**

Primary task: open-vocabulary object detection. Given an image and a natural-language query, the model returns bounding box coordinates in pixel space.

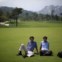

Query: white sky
[0,0,62,12]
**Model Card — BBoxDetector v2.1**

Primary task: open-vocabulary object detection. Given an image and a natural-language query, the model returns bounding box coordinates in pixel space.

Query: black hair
[43,36,47,39]
[29,36,34,39]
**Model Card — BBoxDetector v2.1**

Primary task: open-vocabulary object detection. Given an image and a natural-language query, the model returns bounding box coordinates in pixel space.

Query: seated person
[39,36,53,56]
[17,36,38,57]
[57,51,62,58]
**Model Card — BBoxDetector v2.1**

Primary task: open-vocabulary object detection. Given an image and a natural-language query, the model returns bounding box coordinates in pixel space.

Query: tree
[11,8,22,27]
[45,14,51,20]
[54,15,59,21]
[0,10,8,22]
[0,10,3,22]
[60,13,62,21]
[32,12,38,21]
[51,9,54,20]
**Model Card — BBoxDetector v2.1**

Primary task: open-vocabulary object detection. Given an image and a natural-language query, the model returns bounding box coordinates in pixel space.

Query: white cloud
[0,0,62,11]
[0,0,5,2]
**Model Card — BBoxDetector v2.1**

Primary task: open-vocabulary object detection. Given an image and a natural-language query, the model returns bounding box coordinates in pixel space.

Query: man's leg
[17,44,27,56]
[40,50,53,56]
[40,50,46,56]
[45,50,53,56]
[17,51,22,55]
[49,50,53,56]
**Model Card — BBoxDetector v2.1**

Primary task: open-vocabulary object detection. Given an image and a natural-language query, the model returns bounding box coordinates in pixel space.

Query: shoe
[17,51,22,56]
[23,55,27,58]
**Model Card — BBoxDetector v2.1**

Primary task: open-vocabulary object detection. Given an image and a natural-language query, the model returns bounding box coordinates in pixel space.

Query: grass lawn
[0,21,62,62]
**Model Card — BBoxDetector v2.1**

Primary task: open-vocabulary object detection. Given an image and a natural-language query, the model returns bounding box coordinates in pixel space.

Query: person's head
[43,36,47,42]
[29,36,34,42]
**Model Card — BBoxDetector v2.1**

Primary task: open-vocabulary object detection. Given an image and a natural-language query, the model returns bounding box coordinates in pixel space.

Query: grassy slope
[18,21,62,27]
[0,21,62,62]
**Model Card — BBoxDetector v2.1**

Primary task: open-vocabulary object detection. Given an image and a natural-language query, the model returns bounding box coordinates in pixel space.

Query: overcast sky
[0,0,62,12]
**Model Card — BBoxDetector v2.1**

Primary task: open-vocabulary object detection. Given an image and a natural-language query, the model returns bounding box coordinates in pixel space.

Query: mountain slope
[39,5,62,16]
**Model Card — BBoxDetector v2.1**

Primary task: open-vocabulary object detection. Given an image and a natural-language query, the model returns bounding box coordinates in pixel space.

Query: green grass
[18,21,62,27]
[0,21,62,62]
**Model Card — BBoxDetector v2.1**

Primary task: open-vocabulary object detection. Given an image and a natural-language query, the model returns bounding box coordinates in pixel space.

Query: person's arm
[36,45,38,54]
[35,42,38,54]
[39,43,42,52]
[27,41,30,47]
[48,42,49,50]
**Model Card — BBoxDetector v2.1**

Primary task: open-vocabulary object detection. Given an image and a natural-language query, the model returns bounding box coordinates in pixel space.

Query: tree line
[0,7,62,27]
[20,9,62,21]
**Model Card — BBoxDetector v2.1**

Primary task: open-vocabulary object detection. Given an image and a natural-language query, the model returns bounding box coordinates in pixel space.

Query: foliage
[11,7,22,26]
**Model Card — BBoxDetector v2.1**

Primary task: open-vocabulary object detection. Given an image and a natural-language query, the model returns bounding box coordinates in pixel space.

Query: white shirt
[41,41,49,50]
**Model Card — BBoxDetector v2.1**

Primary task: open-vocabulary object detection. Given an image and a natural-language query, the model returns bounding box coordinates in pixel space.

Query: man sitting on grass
[39,36,53,56]
[17,36,38,57]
